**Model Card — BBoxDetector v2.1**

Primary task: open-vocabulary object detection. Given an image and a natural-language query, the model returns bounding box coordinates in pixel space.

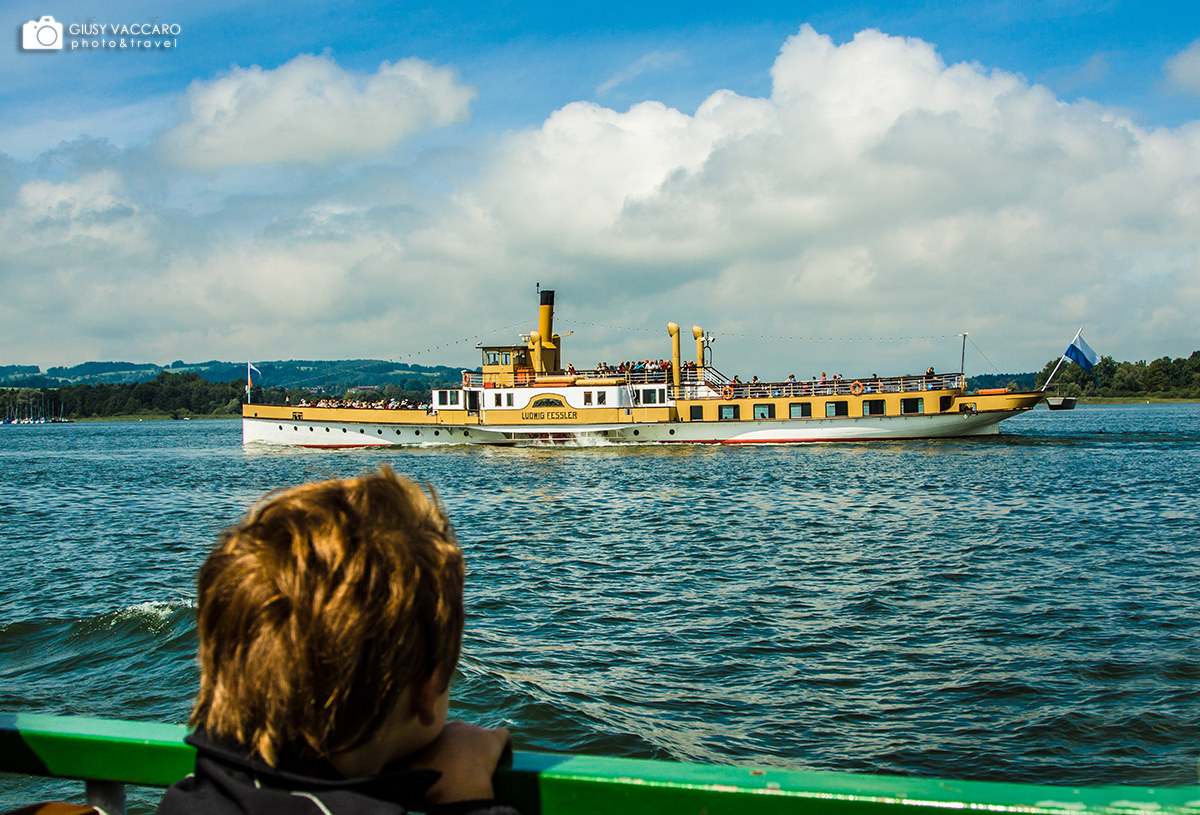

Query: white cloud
[1164,40,1200,95]
[3,28,1200,375]
[160,53,476,169]
[598,51,684,95]
[408,25,1200,373]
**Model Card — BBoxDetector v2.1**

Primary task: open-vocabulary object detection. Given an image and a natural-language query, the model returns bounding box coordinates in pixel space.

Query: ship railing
[3,713,1197,815]
[463,368,681,388]
[466,369,963,395]
[671,372,965,400]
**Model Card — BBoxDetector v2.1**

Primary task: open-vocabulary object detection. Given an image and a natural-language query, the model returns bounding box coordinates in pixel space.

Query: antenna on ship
[960,333,967,375]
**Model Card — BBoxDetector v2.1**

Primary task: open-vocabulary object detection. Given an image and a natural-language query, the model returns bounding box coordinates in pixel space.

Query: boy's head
[190,465,464,766]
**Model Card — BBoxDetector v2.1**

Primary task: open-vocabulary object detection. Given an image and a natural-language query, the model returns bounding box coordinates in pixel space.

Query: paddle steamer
[242,291,1043,447]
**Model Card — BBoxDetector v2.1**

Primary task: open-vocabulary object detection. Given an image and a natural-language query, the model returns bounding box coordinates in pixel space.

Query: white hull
[243,409,1018,448]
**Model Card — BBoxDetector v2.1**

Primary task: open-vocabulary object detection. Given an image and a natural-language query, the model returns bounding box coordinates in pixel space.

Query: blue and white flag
[1063,332,1098,373]
[248,362,261,379]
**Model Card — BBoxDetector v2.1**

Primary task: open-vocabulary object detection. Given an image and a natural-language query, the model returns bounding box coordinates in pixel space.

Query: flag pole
[1041,327,1083,392]
[246,360,252,405]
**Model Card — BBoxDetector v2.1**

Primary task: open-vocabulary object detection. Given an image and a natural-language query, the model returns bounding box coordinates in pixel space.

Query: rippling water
[3,405,1199,811]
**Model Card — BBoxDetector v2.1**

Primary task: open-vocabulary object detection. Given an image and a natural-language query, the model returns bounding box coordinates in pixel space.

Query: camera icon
[23,16,63,49]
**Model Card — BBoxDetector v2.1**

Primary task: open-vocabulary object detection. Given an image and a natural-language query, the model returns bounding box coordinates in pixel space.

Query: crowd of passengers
[724,368,947,397]
[584,359,695,380]
[296,398,431,410]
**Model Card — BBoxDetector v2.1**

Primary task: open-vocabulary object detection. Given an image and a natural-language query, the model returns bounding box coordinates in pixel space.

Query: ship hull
[242,408,1022,448]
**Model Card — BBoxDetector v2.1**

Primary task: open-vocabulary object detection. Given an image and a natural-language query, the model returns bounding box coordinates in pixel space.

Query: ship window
[485,351,500,366]
[789,402,812,418]
[826,401,849,417]
[449,391,460,406]
[532,397,564,408]
[438,391,448,406]
[901,397,924,414]
[597,391,606,405]
[719,404,741,420]
[501,352,511,365]
[494,393,502,407]
[584,391,592,405]
[690,405,704,421]
[753,403,775,419]
[863,399,886,416]
[659,388,666,403]
[940,395,953,412]
[642,388,657,405]
[506,393,514,407]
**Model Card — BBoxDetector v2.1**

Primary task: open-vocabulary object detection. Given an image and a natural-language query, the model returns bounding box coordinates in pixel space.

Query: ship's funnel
[536,290,559,372]
[668,322,681,389]
[539,290,555,345]
[692,326,704,367]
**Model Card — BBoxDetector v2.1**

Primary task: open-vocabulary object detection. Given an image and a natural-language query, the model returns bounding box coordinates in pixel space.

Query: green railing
[3,712,1199,815]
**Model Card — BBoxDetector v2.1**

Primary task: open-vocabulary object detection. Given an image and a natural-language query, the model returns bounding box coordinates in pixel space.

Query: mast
[1041,327,1083,392]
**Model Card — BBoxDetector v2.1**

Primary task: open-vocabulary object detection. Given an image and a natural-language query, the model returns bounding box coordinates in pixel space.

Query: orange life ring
[851,380,863,396]
[722,386,735,400]
[462,372,471,387]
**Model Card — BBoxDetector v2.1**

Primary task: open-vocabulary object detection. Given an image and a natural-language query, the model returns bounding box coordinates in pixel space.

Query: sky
[3,0,1200,379]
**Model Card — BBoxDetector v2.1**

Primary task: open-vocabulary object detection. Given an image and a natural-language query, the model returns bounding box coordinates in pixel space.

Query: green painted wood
[0,712,194,787]
[506,752,1200,815]
[4,713,1200,815]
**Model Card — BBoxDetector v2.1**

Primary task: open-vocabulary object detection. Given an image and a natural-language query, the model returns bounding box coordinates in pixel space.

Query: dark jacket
[156,731,519,815]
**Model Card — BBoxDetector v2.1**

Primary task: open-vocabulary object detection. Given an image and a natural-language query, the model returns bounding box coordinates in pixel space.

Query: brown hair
[190,465,464,766]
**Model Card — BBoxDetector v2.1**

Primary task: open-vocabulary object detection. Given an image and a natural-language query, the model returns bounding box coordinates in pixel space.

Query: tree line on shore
[3,351,1199,420]
[0,370,461,420]
[1034,351,1200,398]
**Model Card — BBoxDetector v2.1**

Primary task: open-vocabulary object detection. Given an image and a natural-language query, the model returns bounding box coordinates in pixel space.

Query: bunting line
[556,318,962,344]
[262,321,528,390]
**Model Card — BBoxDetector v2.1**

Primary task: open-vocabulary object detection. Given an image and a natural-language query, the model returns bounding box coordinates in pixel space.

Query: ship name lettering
[520,410,578,420]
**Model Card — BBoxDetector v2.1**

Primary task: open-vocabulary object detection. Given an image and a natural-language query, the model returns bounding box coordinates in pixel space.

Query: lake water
[2,404,1199,811]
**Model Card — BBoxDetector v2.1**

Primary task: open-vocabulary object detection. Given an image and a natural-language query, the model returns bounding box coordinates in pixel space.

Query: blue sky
[3,0,1200,376]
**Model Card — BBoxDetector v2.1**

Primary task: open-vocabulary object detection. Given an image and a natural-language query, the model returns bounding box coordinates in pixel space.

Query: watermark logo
[18,16,182,52]
[22,16,63,49]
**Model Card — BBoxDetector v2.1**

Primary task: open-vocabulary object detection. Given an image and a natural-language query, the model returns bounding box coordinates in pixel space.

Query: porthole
[326,427,330,432]
[309,427,313,432]
[278,425,283,430]
[464,430,470,437]
[633,429,640,436]
[377,429,382,434]
[395,429,401,435]
[434,430,440,436]
[669,429,675,435]
[342,428,347,433]
[293,426,298,431]
[359,429,364,434]
[415,430,420,436]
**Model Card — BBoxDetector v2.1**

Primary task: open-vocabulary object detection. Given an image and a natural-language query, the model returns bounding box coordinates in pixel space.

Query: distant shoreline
[65,413,239,423]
